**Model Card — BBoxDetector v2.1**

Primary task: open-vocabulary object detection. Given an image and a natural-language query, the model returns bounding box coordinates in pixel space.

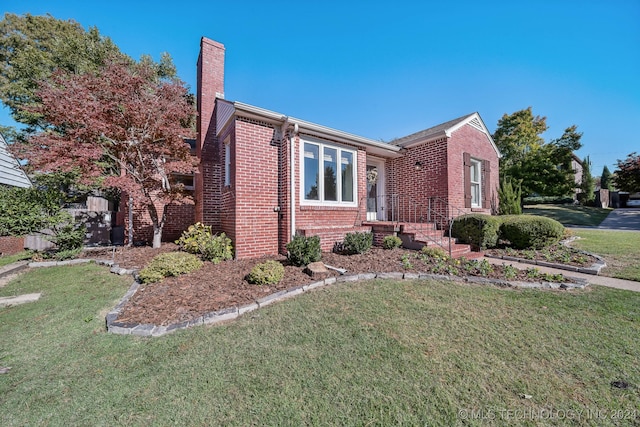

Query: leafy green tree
[580,156,595,204]
[493,108,582,197]
[0,13,177,132]
[600,165,612,190]
[613,152,640,193]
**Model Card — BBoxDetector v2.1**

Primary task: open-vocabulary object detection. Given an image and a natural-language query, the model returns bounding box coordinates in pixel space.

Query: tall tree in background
[14,59,196,247]
[0,13,176,133]
[580,156,595,204]
[493,108,582,197]
[613,153,640,193]
[600,165,612,190]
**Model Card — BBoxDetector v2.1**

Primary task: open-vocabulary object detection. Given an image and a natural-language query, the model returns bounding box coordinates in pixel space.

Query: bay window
[302,139,357,205]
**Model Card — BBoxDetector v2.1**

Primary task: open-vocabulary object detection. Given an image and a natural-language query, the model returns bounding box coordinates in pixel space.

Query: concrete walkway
[594,208,640,231]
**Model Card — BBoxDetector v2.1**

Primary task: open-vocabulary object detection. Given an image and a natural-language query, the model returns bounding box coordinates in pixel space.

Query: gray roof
[0,132,32,188]
[391,113,477,147]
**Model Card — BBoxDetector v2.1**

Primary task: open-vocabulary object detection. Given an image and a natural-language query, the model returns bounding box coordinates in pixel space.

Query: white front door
[366,159,385,221]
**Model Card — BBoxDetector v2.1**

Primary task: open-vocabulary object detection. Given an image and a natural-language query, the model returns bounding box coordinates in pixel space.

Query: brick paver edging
[485,237,606,276]
[104,270,589,338]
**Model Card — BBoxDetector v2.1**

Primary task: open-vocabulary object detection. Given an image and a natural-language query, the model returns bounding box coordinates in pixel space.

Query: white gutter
[233,101,404,158]
[290,122,298,240]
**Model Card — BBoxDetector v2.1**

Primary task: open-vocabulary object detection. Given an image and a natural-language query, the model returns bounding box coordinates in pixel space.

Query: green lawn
[524,204,612,226]
[1,264,639,426]
[571,229,640,281]
[0,251,32,268]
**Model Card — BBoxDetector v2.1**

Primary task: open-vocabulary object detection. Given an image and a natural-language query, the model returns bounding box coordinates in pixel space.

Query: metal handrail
[356,193,469,257]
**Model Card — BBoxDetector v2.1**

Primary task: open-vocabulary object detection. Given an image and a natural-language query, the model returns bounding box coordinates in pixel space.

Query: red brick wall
[0,236,25,255]
[293,135,368,251]
[233,119,281,258]
[446,124,500,214]
[120,195,194,245]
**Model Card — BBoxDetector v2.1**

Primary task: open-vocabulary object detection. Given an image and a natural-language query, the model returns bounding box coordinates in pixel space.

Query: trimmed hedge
[382,235,402,250]
[500,215,564,249]
[451,213,565,250]
[342,231,373,254]
[451,214,501,250]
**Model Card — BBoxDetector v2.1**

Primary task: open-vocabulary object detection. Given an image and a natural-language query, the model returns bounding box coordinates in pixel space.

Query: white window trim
[470,158,482,208]
[224,136,231,187]
[300,136,358,207]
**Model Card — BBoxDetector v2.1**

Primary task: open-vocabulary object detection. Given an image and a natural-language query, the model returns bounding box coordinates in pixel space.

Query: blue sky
[2,0,639,175]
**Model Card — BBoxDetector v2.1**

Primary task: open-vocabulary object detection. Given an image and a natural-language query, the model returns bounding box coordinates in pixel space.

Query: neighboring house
[571,154,584,198]
[191,37,500,259]
[0,132,31,188]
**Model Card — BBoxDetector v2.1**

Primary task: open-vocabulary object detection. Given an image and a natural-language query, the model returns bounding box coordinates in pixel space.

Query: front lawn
[1,264,638,426]
[571,229,640,281]
[523,204,612,226]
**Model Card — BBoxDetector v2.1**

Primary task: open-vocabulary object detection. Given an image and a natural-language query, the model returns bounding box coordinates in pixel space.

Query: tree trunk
[152,223,163,248]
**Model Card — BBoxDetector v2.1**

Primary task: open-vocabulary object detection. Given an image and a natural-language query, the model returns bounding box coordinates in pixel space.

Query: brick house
[193,37,500,259]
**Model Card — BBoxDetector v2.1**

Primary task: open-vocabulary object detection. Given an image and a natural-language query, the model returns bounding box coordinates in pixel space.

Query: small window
[224,138,231,186]
[171,173,194,191]
[301,139,357,206]
[470,159,482,208]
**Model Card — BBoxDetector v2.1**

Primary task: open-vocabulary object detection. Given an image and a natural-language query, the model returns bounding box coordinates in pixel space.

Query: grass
[2,264,640,426]
[523,204,613,226]
[571,229,640,281]
[0,251,32,268]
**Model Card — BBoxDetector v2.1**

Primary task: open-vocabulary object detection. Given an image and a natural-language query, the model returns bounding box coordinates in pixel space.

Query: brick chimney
[196,37,225,151]
[195,37,225,224]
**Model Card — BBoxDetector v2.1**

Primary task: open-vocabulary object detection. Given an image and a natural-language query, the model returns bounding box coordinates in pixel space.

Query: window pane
[342,152,354,202]
[324,147,337,201]
[304,143,319,200]
[471,183,480,206]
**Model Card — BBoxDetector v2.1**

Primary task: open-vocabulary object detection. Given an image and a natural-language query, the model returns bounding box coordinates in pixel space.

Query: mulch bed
[83,244,580,327]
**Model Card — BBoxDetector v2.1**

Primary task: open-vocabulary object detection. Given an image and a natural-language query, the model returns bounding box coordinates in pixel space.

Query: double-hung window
[302,138,356,206]
[470,158,482,208]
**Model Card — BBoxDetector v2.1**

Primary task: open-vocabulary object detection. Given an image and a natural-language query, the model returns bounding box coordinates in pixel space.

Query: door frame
[366,157,386,221]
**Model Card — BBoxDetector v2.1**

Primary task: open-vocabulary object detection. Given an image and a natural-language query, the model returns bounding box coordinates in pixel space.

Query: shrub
[176,223,233,263]
[286,234,321,267]
[342,231,373,254]
[451,214,501,250]
[382,235,402,249]
[498,178,522,215]
[53,247,82,261]
[421,246,448,259]
[138,252,203,284]
[48,217,85,251]
[176,222,212,254]
[500,215,564,249]
[522,195,574,205]
[200,233,233,264]
[246,260,285,285]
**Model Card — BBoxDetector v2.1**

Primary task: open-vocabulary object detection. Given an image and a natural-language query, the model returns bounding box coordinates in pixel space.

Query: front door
[366,160,385,221]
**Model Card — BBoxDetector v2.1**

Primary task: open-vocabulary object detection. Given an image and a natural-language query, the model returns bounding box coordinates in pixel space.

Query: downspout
[290,122,299,240]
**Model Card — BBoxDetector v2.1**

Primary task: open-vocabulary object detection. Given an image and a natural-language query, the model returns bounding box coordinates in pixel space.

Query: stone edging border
[104,269,589,338]
[485,237,606,276]
[1,256,589,337]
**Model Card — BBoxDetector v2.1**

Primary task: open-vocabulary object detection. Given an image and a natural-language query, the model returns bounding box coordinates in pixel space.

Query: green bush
[49,217,85,251]
[0,186,65,236]
[176,223,233,263]
[286,234,321,267]
[138,252,203,284]
[498,178,522,215]
[500,215,564,249]
[382,235,402,249]
[420,246,448,259]
[451,214,501,250]
[246,260,285,285]
[342,231,373,254]
[522,195,574,205]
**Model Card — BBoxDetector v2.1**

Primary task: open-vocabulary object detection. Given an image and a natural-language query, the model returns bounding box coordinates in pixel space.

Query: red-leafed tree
[614,152,640,193]
[15,58,196,247]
